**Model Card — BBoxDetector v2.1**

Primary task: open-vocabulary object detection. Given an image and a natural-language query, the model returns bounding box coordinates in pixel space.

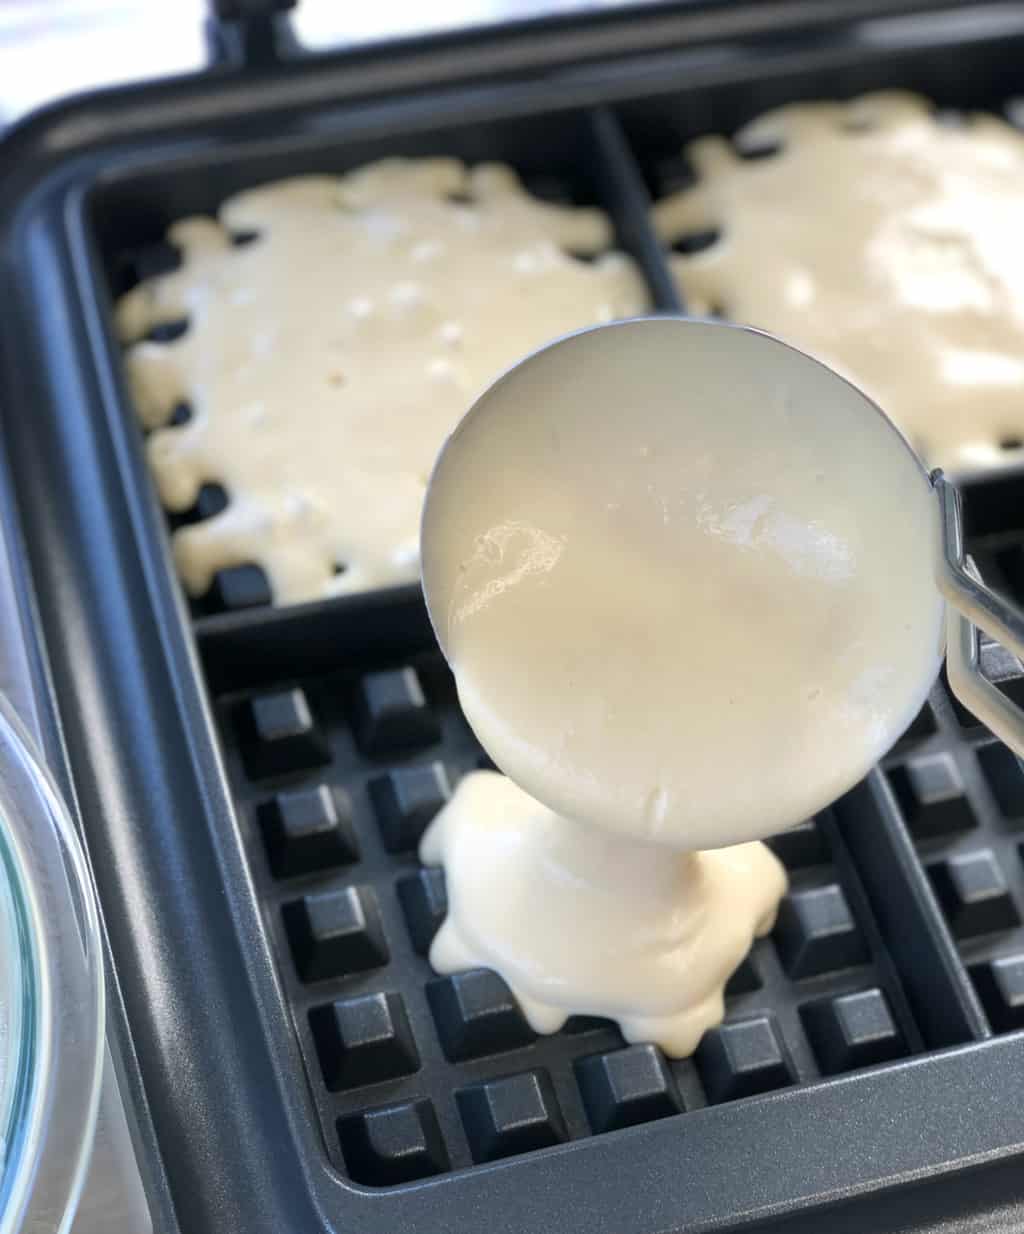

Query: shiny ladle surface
[421,316,1024,792]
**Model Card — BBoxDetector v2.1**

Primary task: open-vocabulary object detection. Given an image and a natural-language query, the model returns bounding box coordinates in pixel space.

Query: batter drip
[422,772,785,1056]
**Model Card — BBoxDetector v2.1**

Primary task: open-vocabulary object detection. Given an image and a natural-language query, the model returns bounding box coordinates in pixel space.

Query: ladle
[415,317,1024,1052]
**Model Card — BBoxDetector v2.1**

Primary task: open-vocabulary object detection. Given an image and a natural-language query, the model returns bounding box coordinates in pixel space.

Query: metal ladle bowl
[422,316,1024,769]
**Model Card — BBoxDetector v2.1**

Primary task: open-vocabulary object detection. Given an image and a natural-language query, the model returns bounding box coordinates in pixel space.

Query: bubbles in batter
[117,159,648,604]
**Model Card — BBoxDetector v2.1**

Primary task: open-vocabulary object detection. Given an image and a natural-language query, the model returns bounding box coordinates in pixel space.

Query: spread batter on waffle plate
[654,90,1024,473]
[117,159,647,604]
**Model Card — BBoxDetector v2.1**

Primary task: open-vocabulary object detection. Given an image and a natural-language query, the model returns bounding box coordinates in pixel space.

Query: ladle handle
[934,469,1024,759]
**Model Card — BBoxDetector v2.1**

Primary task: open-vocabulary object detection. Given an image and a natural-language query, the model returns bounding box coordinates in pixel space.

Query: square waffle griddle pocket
[213,639,934,1182]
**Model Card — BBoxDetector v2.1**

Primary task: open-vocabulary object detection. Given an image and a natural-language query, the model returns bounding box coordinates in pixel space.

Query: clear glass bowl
[0,696,105,1234]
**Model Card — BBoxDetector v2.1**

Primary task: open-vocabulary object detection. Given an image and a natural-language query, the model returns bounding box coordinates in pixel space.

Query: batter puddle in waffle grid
[653,90,1024,474]
[117,159,648,604]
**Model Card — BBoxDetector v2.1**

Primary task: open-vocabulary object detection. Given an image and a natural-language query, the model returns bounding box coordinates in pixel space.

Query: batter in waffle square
[653,90,1024,473]
[117,158,647,605]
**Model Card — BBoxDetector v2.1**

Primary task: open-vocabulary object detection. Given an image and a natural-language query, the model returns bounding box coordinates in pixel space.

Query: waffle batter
[653,91,1024,473]
[420,319,944,1055]
[117,159,647,603]
[422,772,786,1055]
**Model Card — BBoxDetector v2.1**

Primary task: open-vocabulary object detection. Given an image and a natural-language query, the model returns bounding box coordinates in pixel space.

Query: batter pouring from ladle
[417,317,1024,1056]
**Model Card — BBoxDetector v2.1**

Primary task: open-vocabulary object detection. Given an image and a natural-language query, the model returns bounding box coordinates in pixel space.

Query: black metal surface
[213,640,934,1182]
[896,474,1024,1037]
[5,6,1024,1234]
